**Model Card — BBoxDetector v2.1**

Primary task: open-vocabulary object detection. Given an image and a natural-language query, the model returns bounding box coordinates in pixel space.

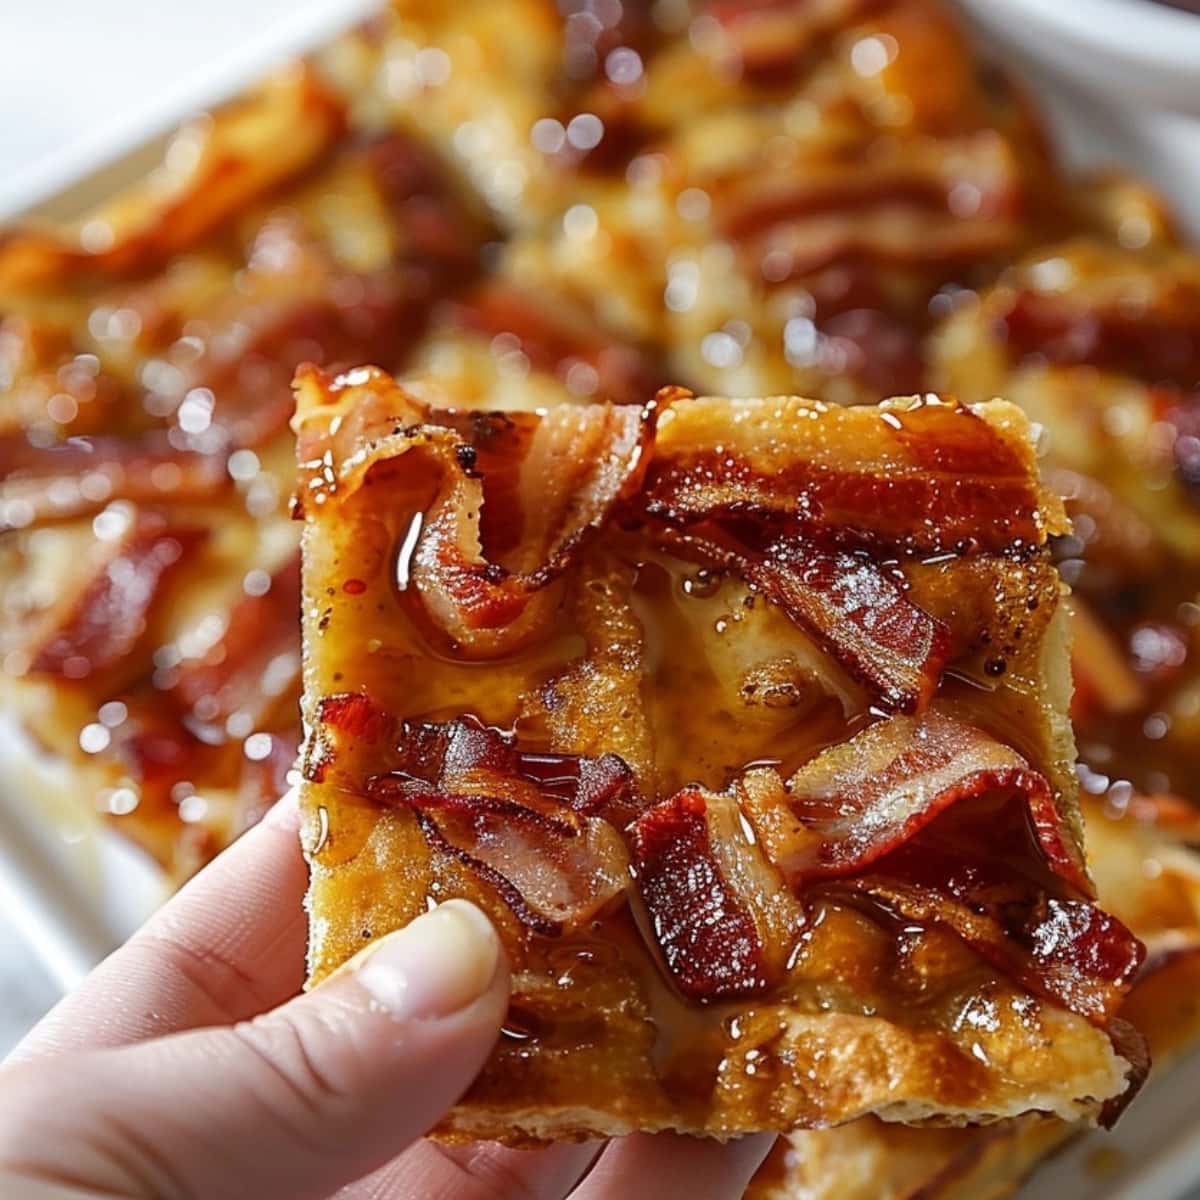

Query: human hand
[0,794,774,1199]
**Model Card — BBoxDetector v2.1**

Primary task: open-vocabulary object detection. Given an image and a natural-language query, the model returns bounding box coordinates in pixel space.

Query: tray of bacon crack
[3,1,1200,1197]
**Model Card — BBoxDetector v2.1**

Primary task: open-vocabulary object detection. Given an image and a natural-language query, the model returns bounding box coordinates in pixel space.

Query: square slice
[293,366,1144,1143]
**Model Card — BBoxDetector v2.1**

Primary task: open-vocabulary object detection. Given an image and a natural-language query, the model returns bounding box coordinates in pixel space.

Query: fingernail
[353,900,500,1020]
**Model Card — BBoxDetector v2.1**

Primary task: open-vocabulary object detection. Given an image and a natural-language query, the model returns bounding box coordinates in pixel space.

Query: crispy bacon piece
[643,393,1062,558]
[667,529,948,713]
[841,861,1143,1023]
[734,709,1142,1019]
[745,707,1091,894]
[0,432,229,528]
[629,789,769,1001]
[317,692,395,743]
[304,368,654,656]
[29,520,206,679]
[368,714,638,825]
[746,539,948,713]
[417,797,628,936]
[447,281,662,406]
[362,716,635,935]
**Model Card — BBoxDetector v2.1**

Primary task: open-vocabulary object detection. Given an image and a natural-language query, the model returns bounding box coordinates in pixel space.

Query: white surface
[0,0,377,220]
[958,0,1200,118]
[0,718,165,992]
[1,4,1200,1197]
[954,0,1200,243]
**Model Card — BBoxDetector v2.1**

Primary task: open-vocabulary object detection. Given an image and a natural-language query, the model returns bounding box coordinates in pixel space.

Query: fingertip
[350,900,506,1021]
[261,787,301,830]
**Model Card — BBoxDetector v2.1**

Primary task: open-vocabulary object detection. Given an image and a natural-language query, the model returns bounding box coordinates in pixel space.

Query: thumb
[0,900,508,1200]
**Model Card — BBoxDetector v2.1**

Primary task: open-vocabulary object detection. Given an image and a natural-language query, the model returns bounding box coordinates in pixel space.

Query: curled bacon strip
[643,393,1059,557]
[312,704,638,935]
[668,528,949,714]
[735,709,1143,1020]
[629,789,769,1002]
[411,403,651,651]
[840,849,1143,1024]
[403,786,629,937]
[29,519,206,679]
[745,707,1091,895]
[375,714,638,826]
[303,367,654,658]
[413,810,563,937]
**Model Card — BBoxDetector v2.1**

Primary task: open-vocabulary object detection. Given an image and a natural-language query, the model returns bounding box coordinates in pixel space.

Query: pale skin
[0,795,774,1199]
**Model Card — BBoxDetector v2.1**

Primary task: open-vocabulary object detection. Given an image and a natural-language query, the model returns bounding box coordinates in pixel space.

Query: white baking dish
[1,6,1198,1197]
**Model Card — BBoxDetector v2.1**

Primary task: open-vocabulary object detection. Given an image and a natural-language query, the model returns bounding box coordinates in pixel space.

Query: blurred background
[1,20,1199,1200]
[0,0,369,1051]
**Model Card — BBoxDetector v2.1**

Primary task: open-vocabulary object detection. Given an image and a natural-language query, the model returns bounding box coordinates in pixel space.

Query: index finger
[8,792,308,1065]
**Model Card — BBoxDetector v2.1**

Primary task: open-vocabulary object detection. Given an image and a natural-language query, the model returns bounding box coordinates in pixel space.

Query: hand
[0,795,774,1199]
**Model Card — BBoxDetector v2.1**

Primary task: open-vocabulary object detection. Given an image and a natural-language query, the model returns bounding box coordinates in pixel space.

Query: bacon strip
[305,368,653,657]
[361,717,634,935]
[29,520,206,679]
[733,710,1145,1019]
[629,790,773,1001]
[306,703,638,936]
[667,529,948,713]
[376,714,637,825]
[835,863,1143,1023]
[745,708,1091,894]
[0,432,229,528]
[643,393,1062,557]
